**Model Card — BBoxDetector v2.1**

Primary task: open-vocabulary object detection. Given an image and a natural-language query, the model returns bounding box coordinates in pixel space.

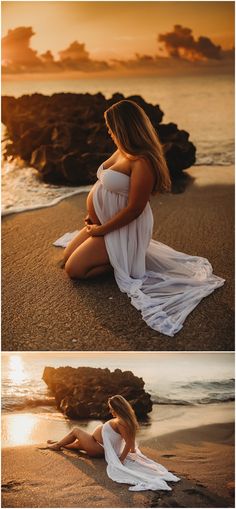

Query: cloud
[2,26,111,74]
[58,41,110,71]
[1,25,234,76]
[111,53,157,70]
[2,26,44,72]
[110,48,234,78]
[158,25,222,61]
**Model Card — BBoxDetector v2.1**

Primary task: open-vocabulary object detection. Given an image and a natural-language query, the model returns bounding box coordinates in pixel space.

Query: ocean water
[2,352,234,447]
[2,352,234,412]
[1,74,234,215]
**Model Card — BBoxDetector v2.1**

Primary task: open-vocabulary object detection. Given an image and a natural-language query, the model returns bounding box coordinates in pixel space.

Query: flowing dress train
[102,421,180,491]
[55,163,225,336]
[92,164,225,336]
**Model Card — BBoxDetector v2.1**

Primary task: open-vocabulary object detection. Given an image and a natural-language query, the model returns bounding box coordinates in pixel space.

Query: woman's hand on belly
[84,214,93,225]
[86,224,105,236]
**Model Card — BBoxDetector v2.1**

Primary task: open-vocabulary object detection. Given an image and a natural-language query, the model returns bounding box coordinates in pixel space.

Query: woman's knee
[64,259,86,279]
[72,427,81,437]
[63,228,89,262]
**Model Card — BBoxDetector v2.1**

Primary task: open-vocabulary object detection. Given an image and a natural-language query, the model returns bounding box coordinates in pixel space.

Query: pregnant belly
[86,189,101,225]
[92,424,103,444]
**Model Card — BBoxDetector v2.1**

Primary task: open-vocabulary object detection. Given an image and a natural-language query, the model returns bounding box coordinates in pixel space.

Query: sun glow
[1,413,61,447]
[8,355,26,385]
[6,413,40,446]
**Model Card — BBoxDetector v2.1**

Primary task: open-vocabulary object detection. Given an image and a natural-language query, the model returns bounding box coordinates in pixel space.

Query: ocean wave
[2,137,234,216]
[195,159,233,166]
[195,159,234,166]
[150,378,235,406]
[1,161,92,217]
[195,139,234,166]
[2,397,56,412]
[152,395,235,406]
[2,377,234,412]
[195,151,234,166]
[3,393,234,413]
[181,379,235,389]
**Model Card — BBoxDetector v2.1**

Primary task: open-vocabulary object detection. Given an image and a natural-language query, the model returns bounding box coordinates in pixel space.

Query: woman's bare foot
[47,440,57,444]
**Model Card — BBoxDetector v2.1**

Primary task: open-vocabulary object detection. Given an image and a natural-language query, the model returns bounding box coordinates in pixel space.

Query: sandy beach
[2,421,234,508]
[2,165,234,351]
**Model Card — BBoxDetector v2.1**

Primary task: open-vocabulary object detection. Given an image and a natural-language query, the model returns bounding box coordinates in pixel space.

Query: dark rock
[42,366,153,420]
[2,92,196,187]
[226,481,234,497]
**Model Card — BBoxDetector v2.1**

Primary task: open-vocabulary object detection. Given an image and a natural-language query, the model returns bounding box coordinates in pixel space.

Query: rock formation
[42,366,153,420]
[2,92,196,187]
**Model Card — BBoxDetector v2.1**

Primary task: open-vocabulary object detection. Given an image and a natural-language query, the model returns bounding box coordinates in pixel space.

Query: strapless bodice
[96,163,130,196]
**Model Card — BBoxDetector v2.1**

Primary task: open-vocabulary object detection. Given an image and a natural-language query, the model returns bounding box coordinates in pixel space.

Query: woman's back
[102,420,125,456]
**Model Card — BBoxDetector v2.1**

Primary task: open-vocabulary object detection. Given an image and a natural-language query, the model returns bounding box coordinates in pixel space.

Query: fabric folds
[92,164,225,337]
[102,421,180,491]
[55,163,225,336]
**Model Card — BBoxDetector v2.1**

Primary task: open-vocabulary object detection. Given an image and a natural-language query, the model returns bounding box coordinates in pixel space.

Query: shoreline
[2,165,234,351]
[2,421,234,508]
[1,163,233,217]
[2,401,234,449]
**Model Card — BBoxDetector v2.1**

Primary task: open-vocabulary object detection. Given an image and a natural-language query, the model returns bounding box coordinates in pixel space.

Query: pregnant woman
[46,394,179,491]
[59,99,224,336]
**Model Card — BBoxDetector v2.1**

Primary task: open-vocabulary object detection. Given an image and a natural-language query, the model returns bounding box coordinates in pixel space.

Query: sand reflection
[4,414,41,446]
[2,413,75,448]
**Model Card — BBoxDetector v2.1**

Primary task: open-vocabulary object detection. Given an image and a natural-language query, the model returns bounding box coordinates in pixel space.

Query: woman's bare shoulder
[107,418,118,429]
[117,419,129,434]
[130,157,155,188]
[131,156,152,171]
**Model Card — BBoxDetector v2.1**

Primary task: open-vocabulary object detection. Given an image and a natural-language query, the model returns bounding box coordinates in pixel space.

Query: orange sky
[1,1,234,79]
[2,1,234,61]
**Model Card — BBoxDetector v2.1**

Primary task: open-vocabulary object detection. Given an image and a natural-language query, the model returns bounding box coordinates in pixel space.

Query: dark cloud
[1,25,233,75]
[111,53,156,70]
[158,25,222,61]
[59,41,90,63]
[58,41,110,71]
[221,48,235,60]
[2,26,44,72]
[2,27,110,74]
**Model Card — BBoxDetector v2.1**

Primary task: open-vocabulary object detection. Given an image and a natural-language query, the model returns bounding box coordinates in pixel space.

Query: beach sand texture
[2,422,234,508]
[2,165,234,351]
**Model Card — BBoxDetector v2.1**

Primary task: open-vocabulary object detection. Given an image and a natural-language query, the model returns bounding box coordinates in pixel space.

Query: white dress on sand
[55,163,225,337]
[101,421,180,491]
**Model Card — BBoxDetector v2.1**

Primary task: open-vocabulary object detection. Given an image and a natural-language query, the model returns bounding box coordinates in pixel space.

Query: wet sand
[2,165,234,351]
[2,422,234,508]
[2,402,234,449]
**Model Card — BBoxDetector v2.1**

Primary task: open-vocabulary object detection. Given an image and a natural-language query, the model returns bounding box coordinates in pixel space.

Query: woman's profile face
[108,403,117,417]
[107,125,114,139]
[105,120,117,144]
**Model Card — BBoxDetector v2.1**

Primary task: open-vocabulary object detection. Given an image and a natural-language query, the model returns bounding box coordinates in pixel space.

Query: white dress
[93,164,225,336]
[102,421,180,491]
[55,163,225,336]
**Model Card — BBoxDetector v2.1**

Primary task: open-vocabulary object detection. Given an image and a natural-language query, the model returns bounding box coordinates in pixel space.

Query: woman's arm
[86,158,154,236]
[117,423,133,463]
[119,440,133,463]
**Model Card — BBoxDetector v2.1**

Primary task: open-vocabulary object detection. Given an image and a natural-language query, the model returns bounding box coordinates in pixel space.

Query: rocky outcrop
[42,366,153,420]
[2,92,196,187]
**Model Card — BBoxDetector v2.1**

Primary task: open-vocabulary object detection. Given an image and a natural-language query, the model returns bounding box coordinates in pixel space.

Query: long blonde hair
[104,99,171,193]
[108,395,139,440]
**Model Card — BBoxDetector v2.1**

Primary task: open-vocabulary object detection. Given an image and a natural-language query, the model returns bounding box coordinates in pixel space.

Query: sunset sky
[1,1,235,76]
